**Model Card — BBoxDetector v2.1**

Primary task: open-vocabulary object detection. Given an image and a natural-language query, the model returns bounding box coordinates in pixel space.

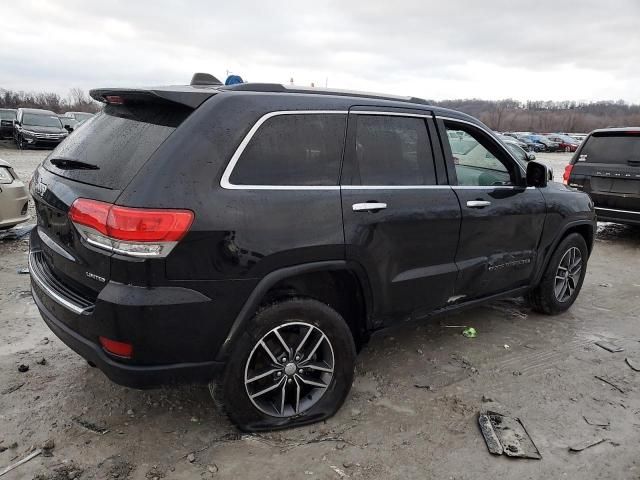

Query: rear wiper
[50,158,100,170]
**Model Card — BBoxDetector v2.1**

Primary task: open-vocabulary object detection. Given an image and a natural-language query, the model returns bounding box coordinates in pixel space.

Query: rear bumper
[595,207,640,226]
[32,289,224,388]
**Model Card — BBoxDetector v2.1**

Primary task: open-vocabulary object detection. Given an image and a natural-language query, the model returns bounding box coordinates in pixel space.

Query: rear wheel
[211,298,356,431]
[527,233,588,315]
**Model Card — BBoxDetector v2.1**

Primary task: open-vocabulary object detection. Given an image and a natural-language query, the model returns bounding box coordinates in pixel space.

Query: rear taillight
[69,198,193,258]
[562,164,574,185]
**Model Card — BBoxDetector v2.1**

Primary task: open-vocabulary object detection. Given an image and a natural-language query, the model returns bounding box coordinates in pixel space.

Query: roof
[589,127,640,134]
[18,107,57,115]
[89,81,481,125]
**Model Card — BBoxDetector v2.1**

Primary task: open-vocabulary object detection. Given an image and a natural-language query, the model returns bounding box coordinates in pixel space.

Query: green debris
[462,327,477,338]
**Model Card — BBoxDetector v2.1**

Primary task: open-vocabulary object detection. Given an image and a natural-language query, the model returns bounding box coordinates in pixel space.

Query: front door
[341,107,461,325]
[438,117,546,300]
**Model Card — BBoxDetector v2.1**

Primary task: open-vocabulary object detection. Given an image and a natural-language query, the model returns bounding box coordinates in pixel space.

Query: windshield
[0,110,16,120]
[22,113,62,128]
[580,133,640,164]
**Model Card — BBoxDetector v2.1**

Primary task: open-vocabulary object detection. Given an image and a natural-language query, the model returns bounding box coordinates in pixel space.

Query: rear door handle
[466,200,491,208]
[352,202,387,212]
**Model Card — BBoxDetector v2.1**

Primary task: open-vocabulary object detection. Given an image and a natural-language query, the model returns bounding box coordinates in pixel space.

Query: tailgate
[31,167,120,301]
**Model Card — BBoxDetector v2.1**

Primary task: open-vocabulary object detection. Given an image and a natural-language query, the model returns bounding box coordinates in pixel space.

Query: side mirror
[64,125,73,132]
[527,152,536,161]
[526,161,549,188]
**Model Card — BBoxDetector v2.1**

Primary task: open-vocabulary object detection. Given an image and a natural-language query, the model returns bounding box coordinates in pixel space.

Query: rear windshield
[44,102,191,189]
[580,133,640,165]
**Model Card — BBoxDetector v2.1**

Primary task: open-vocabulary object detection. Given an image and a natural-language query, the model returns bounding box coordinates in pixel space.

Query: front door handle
[466,200,491,208]
[352,202,387,212]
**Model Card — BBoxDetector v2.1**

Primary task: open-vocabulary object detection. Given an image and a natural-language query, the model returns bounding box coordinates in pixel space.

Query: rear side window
[347,115,436,186]
[229,113,346,186]
[44,102,192,190]
[579,133,640,164]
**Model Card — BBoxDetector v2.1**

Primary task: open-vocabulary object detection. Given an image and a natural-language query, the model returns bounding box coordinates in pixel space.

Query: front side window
[445,122,517,187]
[347,115,436,186]
[229,113,346,186]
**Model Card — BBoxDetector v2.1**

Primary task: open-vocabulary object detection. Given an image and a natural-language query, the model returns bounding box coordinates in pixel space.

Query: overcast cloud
[2,0,639,102]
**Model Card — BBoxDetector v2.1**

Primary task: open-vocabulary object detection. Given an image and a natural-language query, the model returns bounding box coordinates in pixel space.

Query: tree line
[0,88,101,114]
[429,98,640,133]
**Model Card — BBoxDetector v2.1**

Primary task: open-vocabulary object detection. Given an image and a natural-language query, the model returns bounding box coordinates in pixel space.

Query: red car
[545,134,580,152]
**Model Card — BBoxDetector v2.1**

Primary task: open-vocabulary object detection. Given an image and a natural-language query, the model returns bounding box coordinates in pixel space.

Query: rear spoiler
[90,85,219,109]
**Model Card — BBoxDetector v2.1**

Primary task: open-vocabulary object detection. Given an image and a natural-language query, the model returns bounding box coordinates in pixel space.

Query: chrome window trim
[350,110,432,119]
[220,110,348,191]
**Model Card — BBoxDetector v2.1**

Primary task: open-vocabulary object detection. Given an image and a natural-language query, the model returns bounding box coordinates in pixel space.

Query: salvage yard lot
[1,144,639,479]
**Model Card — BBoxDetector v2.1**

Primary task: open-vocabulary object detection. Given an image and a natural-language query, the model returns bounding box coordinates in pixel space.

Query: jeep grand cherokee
[30,76,596,431]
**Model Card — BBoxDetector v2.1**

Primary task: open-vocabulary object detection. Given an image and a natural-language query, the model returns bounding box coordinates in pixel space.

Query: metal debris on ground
[0,224,35,241]
[594,375,629,394]
[625,358,640,372]
[478,411,541,459]
[17,267,29,274]
[583,416,610,427]
[462,327,477,338]
[569,438,607,452]
[594,341,624,353]
[0,449,42,477]
[329,465,349,478]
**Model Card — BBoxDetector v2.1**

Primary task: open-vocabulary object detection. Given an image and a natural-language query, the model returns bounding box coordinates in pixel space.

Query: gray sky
[2,0,640,102]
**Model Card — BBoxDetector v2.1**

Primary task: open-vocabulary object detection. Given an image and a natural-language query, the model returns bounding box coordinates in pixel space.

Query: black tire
[527,233,588,315]
[212,298,356,431]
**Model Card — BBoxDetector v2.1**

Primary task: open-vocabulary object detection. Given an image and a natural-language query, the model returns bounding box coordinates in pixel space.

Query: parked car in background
[524,134,560,152]
[0,108,17,139]
[14,108,68,149]
[504,140,537,164]
[498,134,529,151]
[63,111,95,123]
[59,115,79,132]
[569,133,587,143]
[545,134,580,152]
[30,77,595,431]
[516,135,545,152]
[0,158,29,229]
[564,127,640,225]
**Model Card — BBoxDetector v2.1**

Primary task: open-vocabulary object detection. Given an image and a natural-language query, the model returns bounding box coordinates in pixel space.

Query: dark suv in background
[14,108,69,149]
[564,127,640,225]
[29,76,596,431]
[0,108,17,138]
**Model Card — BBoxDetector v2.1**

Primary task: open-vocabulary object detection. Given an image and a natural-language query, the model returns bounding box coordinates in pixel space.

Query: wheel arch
[216,261,373,362]
[532,220,595,287]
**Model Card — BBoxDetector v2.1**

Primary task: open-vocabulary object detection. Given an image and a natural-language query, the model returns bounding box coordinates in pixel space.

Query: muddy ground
[1,143,639,479]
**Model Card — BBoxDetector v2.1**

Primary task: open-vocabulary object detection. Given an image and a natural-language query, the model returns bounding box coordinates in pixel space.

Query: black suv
[14,108,69,149]
[564,128,640,225]
[29,78,596,431]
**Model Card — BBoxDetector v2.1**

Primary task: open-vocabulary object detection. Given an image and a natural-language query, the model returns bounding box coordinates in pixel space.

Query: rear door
[570,131,640,214]
[341,107,461,324]
[437,117,547,300]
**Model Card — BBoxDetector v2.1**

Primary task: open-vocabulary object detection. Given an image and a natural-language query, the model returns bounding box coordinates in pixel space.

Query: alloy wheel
[244,322,335,417]
[554,247,582,303]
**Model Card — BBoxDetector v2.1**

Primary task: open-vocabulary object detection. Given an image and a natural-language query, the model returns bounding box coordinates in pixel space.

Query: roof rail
[220,82,430,105]
[190,72,222,86]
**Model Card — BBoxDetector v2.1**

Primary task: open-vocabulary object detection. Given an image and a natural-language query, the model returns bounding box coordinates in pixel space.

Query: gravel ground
[1,143,639,479]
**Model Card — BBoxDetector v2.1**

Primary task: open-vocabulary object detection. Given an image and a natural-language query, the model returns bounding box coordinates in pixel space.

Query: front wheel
[211,298,356,431]
[527,233,588,315]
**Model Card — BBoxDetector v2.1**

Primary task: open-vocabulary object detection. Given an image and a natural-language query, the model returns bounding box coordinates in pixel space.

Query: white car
[0,158,29,229]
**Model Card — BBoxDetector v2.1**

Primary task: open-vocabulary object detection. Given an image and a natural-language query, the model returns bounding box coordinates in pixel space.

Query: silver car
[0,158,29,229]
